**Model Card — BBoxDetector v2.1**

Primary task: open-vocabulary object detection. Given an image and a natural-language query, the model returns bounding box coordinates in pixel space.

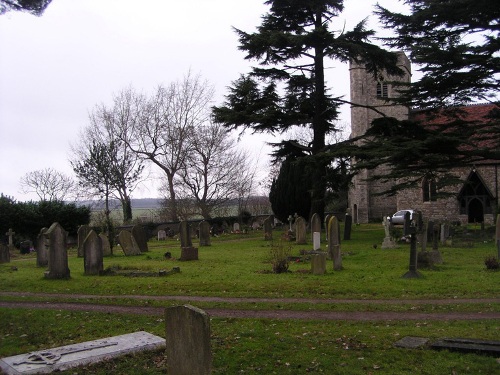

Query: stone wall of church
[396,165,499,225]
[348,52,411,223]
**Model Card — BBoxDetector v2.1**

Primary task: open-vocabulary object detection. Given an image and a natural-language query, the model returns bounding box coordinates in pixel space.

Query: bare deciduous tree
[118,72,215,221]
[70,91,145,223]
[19,168,76,201]
[175,121,255,220]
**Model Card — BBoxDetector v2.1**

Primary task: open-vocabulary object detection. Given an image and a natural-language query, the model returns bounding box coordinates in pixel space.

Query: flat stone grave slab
[430,338,500,356]
[393,336,430,349]
[0,331,165,374]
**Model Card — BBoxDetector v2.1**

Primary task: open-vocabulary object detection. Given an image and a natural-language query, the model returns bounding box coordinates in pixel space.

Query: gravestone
[83,230,104,276]
[0,331,165,375]
[157,229,167,241]
[179,221,198,261]
[381,216,397,249]
[165,305,212,375]
[310,213,321,241]
[312,232,321,251]
[402,211,423,278]
[99,233,112,256]
[198,221,211,247]
[36,227,48,267]
[263,216,273,241]
[5,228,15,253]
[77,225,91,258]
[327,216,342,271]
[179,221,193,248]
[118,230,141,256]
[0,243,10,263]
[496,214,500,259]
[233,222,240,232]
[324,214,332,240]
[295,216,307,245]
[343,213,352,240]
[131,224,149,253]
[311,252,326,275]
[44,222,70,280]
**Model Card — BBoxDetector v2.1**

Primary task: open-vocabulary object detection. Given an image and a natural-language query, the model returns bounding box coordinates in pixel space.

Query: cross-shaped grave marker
[5,228,15,247]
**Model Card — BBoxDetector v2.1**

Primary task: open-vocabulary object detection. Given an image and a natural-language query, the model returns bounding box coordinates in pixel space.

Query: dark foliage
[213,0,401,219]
[0,195,90,245]
[376,0,500,108]
[0,0,52,16]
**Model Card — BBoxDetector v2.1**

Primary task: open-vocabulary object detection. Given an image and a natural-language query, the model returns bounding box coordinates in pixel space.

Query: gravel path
[1,292,499,321]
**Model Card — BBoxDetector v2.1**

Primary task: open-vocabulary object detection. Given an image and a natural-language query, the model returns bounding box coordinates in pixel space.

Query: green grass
[0,224,499,374]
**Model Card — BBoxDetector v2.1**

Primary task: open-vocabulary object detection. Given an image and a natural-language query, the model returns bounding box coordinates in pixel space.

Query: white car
[390,210,415,225]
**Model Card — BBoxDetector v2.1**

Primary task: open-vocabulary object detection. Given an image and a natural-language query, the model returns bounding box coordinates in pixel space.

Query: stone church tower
[348,52,411,223]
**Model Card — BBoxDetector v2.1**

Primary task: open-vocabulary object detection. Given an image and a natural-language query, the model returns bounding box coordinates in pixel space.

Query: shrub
[270,237,292,274]
[484,256,499,270]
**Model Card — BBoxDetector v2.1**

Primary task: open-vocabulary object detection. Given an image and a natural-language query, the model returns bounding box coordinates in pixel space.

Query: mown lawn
[0,223,499,374]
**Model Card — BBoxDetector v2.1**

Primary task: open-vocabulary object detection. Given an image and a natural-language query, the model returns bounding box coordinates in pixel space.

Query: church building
[348,52,499,225]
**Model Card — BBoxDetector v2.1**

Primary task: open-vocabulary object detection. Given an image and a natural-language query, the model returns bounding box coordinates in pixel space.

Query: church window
[376,82,388,98]
[422,176,437,202]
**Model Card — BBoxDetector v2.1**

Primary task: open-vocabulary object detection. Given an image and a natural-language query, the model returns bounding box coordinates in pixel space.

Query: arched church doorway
[458,170,493,224]
[468,198,484,223]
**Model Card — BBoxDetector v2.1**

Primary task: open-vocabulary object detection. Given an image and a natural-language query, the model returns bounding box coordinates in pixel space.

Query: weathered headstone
[199,221,211,247]
[131,224,149,253]
[343,213,352,240]
[19,240,31,254]
[381,216,397,249]
[263,216,273,241]
[5,228,15,252]
[157,229,167,241]
[44,222,70,280]
[311,252,326,275]
[83,230,103,276]
[179,221,198,261]
[36,227,48,267]
[165,305,212,375]
[324,214,332,240]
[0,243,10,264]
[310,213,321,241]
[77,225,91,258]
[295,216,307,245]
[233,222,240,232]
[99,233,112,256]
[179,221,193,248]
[327,216,342,271]
[118,230,141,256]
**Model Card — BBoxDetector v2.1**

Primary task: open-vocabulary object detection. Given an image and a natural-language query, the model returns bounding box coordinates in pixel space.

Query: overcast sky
[0,0,405,202]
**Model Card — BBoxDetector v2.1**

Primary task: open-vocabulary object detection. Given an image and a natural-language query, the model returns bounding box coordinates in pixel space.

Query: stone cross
[402,211,423,278]
[165,305,212,375]
[5,228,15,247]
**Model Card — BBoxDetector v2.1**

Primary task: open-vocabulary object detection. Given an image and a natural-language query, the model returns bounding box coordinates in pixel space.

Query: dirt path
[1,292,499,321]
